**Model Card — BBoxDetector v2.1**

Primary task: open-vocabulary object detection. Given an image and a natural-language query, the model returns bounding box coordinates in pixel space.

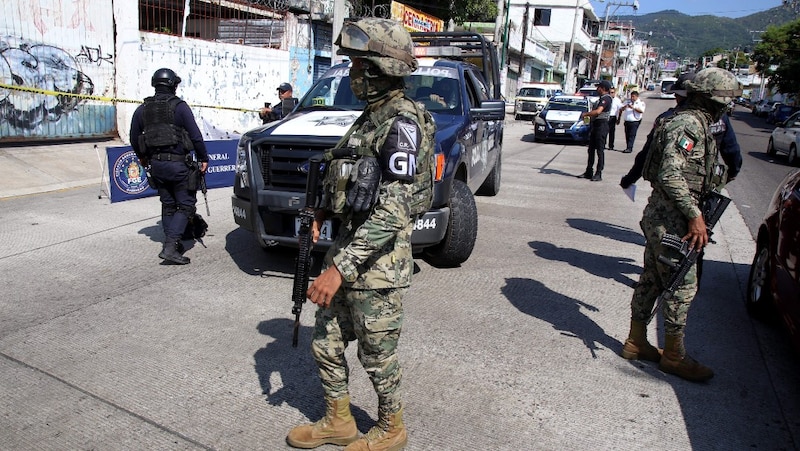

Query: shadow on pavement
[254,318,376,434]
[502,277,622,358]
[224,227,324,277]
[566,217,644,246]
[528,240,639,287]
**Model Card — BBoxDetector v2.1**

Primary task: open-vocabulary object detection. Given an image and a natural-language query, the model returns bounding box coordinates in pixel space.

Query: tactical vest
[140,95,194,155]
[322,95,435,216]
[643,109,720,195]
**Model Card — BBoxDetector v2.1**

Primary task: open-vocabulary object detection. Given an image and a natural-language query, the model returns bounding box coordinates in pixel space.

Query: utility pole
[594,0,639,80]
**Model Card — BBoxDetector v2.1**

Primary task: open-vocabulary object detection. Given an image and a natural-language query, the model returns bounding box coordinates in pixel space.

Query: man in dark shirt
[259,82,294,124]
[581,80,613,181]
[130,68,208,265]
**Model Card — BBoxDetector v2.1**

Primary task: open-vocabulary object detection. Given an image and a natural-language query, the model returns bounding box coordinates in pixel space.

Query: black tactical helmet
[151,68,182,88]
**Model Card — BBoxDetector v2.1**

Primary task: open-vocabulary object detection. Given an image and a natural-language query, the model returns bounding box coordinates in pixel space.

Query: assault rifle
[199,170,210,216]
[291,154,324,347]
[646,191,731,325]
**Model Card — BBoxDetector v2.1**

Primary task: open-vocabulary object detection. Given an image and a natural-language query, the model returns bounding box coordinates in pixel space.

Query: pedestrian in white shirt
[618,91,646,153]
[606,87,623,151]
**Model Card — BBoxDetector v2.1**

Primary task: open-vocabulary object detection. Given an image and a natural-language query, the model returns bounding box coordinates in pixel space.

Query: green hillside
[616,5,799,60]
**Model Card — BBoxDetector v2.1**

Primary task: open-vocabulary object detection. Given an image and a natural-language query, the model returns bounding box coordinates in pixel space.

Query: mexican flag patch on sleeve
[678,136,695,152]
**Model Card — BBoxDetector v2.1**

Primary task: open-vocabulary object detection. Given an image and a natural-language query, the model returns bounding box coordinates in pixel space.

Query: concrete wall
[2,0,313,143]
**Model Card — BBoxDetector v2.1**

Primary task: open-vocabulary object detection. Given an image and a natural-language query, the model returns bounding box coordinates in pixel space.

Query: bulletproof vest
[322,94,435,217]
[595,95,611,121]
[709,118,726,148]
[141,95,194,154]
[643,109,718,195]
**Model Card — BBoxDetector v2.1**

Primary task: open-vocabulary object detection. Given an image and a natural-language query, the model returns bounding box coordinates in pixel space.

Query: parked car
[768,104,799,125]
[767,111,800,166]
[533,95,591,143]
[575,86,600,105]
[752,99,775,117]
[514,82,562,120]
[747,169,800,353]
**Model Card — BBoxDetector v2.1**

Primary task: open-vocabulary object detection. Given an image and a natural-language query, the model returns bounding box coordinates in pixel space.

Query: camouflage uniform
[314,90,433,415]
[630,106,717,334]
[286,18,434,450]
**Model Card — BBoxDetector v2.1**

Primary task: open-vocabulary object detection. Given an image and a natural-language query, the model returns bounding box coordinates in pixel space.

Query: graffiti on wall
[1,37,95,129]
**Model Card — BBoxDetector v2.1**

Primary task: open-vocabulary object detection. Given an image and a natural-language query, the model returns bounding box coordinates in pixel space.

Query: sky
[590,0,785,18]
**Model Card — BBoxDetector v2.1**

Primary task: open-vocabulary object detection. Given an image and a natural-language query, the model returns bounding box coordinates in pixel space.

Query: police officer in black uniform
[130,68,208,265]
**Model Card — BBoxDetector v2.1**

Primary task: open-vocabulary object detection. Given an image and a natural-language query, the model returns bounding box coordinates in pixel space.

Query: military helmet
[151,68,182,88]
[685,67,742,105]
[335,18,418,77]
[667,72,696,97]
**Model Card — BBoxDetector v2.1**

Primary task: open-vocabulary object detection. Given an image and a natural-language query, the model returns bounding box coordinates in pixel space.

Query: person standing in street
[620,67,742,382]
[130,68,208,265]
[607,87,623,151]
[259,82,294,124]
[620,72,742,188]
[619,90,646,153]
[581,80,613,181]
[285,18,435,451]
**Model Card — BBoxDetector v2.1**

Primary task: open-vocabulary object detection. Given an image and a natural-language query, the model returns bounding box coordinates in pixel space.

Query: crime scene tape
[0,83,261,113]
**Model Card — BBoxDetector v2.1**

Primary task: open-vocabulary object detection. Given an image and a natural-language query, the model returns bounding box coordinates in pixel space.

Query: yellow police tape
[0,83,261,113]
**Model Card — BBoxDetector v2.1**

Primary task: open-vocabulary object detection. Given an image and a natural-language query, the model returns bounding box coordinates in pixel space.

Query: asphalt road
[723,105,800,239]
[1,102,799,450]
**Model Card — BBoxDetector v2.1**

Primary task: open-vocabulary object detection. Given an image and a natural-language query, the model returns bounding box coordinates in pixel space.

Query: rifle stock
[646,192,731,325]
[291,154,324,347]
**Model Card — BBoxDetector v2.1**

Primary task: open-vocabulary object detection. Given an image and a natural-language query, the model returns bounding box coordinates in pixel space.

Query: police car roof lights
[413,46,462,57]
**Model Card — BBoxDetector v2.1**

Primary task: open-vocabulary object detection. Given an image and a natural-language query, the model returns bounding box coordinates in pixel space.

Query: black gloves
[347,156,381,212]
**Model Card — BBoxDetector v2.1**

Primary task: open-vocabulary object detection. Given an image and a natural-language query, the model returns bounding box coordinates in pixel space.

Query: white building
[499,0,601,98]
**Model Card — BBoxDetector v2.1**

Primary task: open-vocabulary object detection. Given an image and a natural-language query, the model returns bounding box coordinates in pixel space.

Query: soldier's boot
[591,171,602,181]
[286,395,358,449]
[160,240,190,265]
[158,241,184,259]
[344,407,407,451]
[658,334,714,382]
[621,320,662,362]
[582,168,594,179]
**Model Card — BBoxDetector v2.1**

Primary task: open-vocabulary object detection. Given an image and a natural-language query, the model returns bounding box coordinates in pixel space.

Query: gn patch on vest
[382,117,420,182]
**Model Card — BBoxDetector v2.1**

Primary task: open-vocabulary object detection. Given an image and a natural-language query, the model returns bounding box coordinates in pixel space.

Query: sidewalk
[0,138,125,199]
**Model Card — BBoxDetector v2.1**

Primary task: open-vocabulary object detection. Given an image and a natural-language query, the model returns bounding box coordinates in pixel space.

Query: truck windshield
[299,65,462,115]
[519,87,546,97]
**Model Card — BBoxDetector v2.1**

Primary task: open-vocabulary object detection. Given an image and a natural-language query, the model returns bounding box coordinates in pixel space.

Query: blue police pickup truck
[231,32,505,267]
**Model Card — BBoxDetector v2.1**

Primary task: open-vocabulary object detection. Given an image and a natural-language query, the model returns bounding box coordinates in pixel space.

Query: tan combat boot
[621,320,662,362]
[286,395,359,449]
[658,334,714,382]
[344,407,407,451]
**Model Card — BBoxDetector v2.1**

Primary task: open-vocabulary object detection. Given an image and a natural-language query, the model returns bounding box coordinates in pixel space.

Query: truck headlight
[236,136,251,188]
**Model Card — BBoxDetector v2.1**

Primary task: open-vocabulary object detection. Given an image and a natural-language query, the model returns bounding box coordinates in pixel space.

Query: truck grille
[256,144,325,191]
[520,101,539,112]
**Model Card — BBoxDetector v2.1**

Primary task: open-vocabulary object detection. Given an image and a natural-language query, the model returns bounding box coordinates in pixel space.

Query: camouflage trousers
[311,287,406,414]
[630,216,698,335]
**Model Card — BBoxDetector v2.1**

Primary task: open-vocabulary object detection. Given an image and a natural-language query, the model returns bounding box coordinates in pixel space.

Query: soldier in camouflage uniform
[621,67,741,382]
[286,18,435,451]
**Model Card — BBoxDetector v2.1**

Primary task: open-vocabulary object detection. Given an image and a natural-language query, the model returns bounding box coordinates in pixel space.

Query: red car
[747,169,800,351]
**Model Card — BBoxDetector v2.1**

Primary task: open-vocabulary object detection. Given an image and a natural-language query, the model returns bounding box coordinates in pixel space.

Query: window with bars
[138,0,287,48]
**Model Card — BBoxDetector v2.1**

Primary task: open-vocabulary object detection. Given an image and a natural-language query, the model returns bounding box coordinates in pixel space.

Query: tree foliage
[353,0,498,25]
[752,18,800,94]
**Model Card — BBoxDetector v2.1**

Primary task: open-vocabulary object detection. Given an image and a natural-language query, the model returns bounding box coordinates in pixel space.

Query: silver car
[768,111,800,166]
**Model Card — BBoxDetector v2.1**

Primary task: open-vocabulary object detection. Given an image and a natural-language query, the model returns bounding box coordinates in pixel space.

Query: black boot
[591,171,602,181]
[158,241,184,259]
[581,168,593,179]
[160,240,190,265]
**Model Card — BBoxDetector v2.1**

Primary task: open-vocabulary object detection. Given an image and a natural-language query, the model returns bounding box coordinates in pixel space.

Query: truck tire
[423,179,477,267]
[477,152,501,196]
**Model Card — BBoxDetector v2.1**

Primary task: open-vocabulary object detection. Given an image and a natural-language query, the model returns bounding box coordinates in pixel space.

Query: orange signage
[390,1,444,33]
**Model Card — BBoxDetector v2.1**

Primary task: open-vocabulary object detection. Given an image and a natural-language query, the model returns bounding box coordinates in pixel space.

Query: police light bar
[413,46,462,57]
